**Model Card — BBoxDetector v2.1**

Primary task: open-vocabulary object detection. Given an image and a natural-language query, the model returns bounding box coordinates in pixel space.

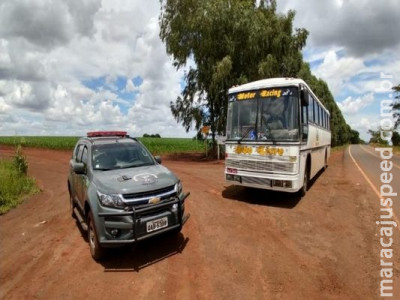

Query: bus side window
[301,102,308,141]
[325,112,328,129]
[321,107,324,127]
[328,115,330,130]
[313,98,317,125]
[308,95,314,123]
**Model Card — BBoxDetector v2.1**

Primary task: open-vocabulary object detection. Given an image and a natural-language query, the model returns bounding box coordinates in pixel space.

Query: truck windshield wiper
[119,163,154,169]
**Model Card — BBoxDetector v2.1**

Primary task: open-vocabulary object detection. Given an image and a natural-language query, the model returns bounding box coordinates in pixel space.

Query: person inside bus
[261,97,287,131]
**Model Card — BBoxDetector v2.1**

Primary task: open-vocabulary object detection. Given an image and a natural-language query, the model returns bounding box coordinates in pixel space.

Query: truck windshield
[92,142,155,170]
[226,87,299,141]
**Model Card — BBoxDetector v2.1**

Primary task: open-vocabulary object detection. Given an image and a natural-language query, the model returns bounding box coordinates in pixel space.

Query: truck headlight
[175,181,183,195]
[97,191,125,208]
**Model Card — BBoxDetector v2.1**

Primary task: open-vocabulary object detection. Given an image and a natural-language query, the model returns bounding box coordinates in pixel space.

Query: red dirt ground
[0,146,398,299]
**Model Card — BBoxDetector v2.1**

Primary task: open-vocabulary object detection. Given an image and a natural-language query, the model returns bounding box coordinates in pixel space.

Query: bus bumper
[225,172,302,193]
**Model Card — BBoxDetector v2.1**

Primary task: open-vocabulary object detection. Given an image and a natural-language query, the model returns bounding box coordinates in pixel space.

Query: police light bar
[87,131,127,137]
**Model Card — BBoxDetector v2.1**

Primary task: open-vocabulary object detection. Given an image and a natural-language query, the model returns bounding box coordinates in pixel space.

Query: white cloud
[345,114,379,141]
[0,0,196,137]
[337,93,374,115]
[277,0,400,57]
[1,0,398,138]
[313,51,365,96]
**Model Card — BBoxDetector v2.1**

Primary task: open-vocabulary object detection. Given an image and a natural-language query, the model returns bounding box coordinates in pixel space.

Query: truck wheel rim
[89,221,95,252]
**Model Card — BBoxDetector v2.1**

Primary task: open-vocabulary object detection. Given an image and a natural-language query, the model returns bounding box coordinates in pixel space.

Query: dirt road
[0,146,399,299]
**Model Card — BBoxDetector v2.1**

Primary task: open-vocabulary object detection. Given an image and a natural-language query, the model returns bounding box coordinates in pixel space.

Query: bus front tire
[299,165,309,197]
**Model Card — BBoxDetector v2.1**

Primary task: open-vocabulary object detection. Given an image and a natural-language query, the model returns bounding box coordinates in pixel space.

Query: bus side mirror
[301,89,309,106]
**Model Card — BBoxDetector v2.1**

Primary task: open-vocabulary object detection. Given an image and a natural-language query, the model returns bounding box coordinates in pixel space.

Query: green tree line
[159,0,358,147]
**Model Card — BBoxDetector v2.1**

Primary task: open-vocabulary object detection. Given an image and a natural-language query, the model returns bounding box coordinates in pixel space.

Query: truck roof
[79,131,137,145]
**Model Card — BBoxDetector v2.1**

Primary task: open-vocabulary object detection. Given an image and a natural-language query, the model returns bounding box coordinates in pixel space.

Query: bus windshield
[226,87,299,142]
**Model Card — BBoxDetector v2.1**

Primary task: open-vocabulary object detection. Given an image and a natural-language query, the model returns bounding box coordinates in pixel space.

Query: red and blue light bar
[87,131,127,137]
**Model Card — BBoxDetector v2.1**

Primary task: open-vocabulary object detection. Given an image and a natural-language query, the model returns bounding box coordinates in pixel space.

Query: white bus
[225,78,331,195]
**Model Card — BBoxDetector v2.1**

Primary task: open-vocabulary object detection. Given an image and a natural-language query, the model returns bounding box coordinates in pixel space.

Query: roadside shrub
[14,145,28,175]
[0,159,38,214]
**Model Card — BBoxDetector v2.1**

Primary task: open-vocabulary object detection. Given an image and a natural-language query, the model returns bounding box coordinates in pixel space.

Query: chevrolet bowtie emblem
[148,197,161,204]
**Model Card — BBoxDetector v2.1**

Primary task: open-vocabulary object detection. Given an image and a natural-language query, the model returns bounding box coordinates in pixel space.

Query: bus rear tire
[323,150,328,170]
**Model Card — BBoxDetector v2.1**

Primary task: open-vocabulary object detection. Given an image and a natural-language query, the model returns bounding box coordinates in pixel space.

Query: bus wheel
[300,164,309,197]
[323,150,328,170]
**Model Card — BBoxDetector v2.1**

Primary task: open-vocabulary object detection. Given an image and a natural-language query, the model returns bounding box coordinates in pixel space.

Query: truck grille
[123,185,175,199]
[123,185,176,207]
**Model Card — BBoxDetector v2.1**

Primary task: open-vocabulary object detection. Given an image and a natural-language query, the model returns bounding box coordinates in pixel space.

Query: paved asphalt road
[348,144,400,224]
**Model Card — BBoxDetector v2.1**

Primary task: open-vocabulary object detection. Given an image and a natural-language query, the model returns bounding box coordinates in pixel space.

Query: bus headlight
[272,180,292,188]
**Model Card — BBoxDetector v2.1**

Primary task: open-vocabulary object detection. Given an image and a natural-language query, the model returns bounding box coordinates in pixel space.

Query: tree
[159,0,354,148]
[392,131,400,146]
[143,133,161,138]
[368,129,388,145]
[160,0,308,148]
[349,129,361,144]
[392,84,400,129]
[296,62,352,147]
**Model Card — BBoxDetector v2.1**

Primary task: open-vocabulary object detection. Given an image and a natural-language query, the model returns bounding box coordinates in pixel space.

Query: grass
[139,137,205,155]
[0,136,80,150]
[0,159,39,214]
[368,143,400,155]
[331,144,349,152]
[0,136,206,155]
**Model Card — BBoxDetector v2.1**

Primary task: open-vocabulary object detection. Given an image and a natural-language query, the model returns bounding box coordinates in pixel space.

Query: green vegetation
[0,148,39,214]
[0,136,205,154]
[391,131,400,146]
[159,0,357,147]
[393,84,400,129]
[139,137,205,154]
[0,136,80,150]
[143,133,161,138]
[368,129,389,146]
[331,145,349,153]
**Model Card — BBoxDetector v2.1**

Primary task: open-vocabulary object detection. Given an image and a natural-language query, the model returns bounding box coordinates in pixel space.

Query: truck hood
[92,164,178,195]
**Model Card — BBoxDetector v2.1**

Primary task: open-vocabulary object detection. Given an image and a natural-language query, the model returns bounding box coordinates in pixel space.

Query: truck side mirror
[71,161,86,174]
[301,89,309,106]
[154,155,162,164]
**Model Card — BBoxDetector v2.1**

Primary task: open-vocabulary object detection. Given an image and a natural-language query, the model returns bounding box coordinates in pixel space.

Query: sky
[0,0,399,140]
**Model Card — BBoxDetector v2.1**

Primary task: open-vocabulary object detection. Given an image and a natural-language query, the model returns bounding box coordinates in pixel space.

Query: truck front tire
[88,211,105,260]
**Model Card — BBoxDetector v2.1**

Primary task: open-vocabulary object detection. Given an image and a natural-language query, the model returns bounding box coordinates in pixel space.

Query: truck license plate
[146,217,168,233]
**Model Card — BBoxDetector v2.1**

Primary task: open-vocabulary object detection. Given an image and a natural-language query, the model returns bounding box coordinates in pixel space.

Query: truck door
[78,146,89,207]
[71,144,84,205]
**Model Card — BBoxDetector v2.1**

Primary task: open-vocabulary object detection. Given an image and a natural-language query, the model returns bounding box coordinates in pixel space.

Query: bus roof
[228,78,306,94]
[228,77,330,115]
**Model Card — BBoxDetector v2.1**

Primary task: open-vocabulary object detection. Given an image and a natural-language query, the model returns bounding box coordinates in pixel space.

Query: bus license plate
[146,217,168,233]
